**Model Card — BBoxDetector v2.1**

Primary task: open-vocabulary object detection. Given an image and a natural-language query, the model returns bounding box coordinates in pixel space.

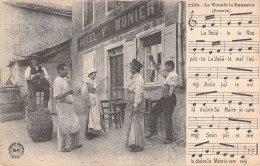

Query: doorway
[109,46,124,100]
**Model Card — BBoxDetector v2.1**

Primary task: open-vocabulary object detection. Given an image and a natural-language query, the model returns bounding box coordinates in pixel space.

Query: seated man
[24,54,50,109]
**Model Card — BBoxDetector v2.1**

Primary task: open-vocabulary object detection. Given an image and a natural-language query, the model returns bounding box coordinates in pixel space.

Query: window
[106,0,121,13]
[83,1,94,27]
[145,44,162,83]
[141,32,163,83]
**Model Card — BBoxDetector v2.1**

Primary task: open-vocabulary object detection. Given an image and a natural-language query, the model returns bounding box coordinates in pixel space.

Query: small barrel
[25,108,53,142]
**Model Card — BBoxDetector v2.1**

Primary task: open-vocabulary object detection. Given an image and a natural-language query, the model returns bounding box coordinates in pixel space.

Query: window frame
[136,23,165,87]
[83,0,95,29]
[144,43,164,85]
[105,0,122,16]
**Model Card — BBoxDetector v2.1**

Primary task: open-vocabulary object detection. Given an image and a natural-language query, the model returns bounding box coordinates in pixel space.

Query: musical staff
[188,67,259,81]
[188,11,259,30]
[188,117,258,132]
[188,39,259,54]
[188,142,258,158]
[188,91,259,106]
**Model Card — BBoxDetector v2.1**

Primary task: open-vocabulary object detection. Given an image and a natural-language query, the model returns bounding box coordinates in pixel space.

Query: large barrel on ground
[25,108,53,142]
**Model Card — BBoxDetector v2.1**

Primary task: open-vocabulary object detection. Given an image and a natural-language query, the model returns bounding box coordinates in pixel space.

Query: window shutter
[124,39,136,87]
[162,24,177,70]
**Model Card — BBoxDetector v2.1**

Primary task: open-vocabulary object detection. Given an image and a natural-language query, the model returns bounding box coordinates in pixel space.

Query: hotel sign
[78,1,163,52]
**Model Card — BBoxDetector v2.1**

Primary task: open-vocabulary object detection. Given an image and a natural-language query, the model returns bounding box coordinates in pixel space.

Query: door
[110,54,124,100]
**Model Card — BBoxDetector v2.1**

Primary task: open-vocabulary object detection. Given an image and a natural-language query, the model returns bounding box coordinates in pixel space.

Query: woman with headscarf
[122,59,145,152]
[82,70,104,140]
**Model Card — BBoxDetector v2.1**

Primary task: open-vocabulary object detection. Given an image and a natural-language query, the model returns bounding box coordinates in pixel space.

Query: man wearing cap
[24,54,50,109]
[145,55,178,144]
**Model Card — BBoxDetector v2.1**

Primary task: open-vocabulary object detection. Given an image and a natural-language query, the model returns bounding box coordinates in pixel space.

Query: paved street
[0,114,185,166]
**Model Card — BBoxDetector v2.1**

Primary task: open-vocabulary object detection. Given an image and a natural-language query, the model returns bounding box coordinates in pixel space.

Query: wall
[72,1,186,142]
[0,3,72,83]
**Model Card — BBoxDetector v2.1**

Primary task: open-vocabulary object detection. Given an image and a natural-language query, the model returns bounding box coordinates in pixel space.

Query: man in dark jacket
[24,55,50,109]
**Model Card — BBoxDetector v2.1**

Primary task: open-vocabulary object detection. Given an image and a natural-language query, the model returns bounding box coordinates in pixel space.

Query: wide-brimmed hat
[130,59,143,71]
[88,69,97,77]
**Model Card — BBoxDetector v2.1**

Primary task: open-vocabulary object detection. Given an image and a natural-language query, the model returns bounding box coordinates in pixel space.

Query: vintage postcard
[0,0,259,166]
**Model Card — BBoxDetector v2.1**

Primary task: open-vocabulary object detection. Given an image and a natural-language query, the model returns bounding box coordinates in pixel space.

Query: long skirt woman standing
[122,59,145,152]
[82,70,104,140]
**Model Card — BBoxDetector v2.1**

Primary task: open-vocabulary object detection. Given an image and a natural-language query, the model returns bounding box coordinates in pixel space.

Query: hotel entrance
[108,46,124,100]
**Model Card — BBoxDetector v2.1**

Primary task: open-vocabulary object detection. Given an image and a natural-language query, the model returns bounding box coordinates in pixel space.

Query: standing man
[145,55,179,144]
[53,64,82,152]
[24,54,50,109]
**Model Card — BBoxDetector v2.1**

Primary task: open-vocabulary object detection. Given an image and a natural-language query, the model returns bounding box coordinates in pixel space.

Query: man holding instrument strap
[145,55,179,144]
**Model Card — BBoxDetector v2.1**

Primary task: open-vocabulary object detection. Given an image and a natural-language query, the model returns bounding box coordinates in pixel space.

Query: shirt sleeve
[53,79,62,98]
[42,67,49,79]
[158,69,168,78]
[134,75,144,108]
[24,67,31,80]
[168,73,179,87]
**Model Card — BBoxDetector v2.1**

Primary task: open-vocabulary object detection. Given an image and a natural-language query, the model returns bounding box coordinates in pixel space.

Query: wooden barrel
[25,108,53,142]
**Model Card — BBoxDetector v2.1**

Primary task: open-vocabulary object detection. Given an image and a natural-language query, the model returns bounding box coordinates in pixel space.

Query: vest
[27,65,44,84]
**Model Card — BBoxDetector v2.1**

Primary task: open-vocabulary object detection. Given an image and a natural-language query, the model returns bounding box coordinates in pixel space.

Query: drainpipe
[177,1,185,88]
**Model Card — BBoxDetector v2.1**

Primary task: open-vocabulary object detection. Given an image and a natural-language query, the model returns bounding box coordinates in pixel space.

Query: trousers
[149,94,177,141]
[28,81,50,108]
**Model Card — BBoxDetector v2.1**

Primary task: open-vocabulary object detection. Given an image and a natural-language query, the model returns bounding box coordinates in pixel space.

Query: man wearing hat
[24,54,50,109]
[122,59,145,152]
[145,55,178,144]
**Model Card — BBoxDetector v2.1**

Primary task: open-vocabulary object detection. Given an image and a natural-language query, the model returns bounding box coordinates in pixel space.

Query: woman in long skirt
[82,70,104,140]
[122,59,145,152]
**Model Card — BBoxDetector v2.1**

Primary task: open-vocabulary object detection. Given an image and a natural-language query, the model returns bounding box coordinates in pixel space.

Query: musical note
[209,115,214,128]
[195,141,209,147]
[232,92,253,106]
[193,40,205,54]
[232,38,252,52]
[230,12,253,25]
[194,117,201,133]
[247,122,252,133]
[188,12,258,29]
[228,118,251,132]
[189,142,258,158]
[220,143,235,157]
[189,91,258,106]
[188,39,258,54]
[188,117,258,131]
[202,15,215,28]
[213,41,221,52]
[189,10,197,30]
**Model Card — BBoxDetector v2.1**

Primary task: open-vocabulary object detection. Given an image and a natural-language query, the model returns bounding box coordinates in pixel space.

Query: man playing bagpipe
[24,54,50,109]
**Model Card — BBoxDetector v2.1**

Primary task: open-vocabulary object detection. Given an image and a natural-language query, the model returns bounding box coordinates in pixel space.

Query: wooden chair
[100,100,122,129]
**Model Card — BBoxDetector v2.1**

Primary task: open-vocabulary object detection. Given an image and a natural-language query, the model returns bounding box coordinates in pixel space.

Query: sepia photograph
[0,0,186,165]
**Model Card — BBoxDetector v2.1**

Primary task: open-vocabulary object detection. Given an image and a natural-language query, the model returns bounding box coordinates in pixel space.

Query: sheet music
[186,1,259,165]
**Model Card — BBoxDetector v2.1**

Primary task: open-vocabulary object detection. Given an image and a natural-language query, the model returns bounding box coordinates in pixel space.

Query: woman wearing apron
[82,70,104,140]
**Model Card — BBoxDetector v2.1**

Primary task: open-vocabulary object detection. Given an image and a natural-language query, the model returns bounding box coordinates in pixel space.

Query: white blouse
[128,73,144,108]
